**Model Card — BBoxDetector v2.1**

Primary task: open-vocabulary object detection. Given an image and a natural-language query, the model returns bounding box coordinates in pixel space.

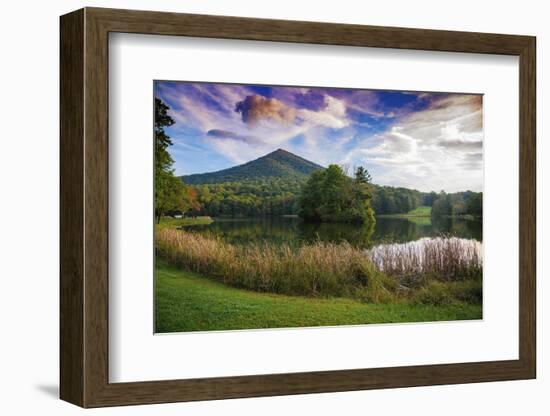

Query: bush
[411,280,482,306]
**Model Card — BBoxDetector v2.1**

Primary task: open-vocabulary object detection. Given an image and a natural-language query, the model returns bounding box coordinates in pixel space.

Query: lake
[183,216,482,248]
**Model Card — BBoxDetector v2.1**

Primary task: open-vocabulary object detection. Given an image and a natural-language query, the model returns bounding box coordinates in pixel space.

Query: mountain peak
[262,148,293,158]
[271,148,290,154]
[182,149,323,185]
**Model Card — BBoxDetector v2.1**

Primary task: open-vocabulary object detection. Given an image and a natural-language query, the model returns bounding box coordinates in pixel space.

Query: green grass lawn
[155,262,482,333]
[156,216,213,230]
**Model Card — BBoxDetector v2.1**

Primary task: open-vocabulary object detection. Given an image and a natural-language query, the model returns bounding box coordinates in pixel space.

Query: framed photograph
[60,7,536,407]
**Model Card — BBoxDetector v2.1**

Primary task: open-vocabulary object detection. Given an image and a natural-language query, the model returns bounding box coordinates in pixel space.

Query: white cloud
[205,94,352,164]
[296,96,349,129]
[347,94,483,192]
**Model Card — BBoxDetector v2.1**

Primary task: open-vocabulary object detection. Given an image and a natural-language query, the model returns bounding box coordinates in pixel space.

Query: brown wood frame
[60,7,536,408]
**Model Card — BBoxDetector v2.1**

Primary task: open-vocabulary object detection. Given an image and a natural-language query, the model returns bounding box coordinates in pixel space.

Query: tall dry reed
[156,229,395,302]
[368,237,482,280]
[156,230,482,304]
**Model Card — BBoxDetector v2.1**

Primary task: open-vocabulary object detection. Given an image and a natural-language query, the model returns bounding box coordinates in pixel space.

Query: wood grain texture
[518,38,537,376]
[59,7,537,408]
[88,7,532,55]
[59,8,84,407]
[83,11,110,406]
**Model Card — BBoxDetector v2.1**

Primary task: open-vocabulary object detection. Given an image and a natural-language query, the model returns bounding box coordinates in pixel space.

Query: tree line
[431,191,482,218]
[187,178,302,217]
[371,186,423,215]
[186,177,482,219]
[189,179,482,219]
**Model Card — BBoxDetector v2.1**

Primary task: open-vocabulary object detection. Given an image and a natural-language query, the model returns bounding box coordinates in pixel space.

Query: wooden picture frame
[60,7,536,408]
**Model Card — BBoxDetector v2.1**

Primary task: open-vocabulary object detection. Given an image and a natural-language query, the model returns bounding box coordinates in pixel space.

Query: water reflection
[373,216,482,244]
[184,215,482,248]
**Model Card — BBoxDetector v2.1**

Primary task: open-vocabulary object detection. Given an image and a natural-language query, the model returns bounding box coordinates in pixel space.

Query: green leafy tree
[156,173,192,222]
[318,165,350,220]
[298,165,375,224]
[430,190,482,218]
[349,168,375,223]
[155,98,199,222]
[370,185,422,215]
[431,191,453,217]
[423,191,438,207]
[467,193,483,217]
[297,170,325,221]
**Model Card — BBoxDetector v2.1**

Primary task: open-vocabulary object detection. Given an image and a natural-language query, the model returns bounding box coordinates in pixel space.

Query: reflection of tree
[298,221,375,249]
[431,217,483,241]
[187,218,304,247]
[466,219,483,240]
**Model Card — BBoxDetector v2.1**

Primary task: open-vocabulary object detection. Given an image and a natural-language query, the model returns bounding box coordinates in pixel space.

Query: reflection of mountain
[182,148,323,185]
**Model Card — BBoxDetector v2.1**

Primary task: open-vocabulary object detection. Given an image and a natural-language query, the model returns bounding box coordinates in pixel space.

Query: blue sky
[154,81,483,192]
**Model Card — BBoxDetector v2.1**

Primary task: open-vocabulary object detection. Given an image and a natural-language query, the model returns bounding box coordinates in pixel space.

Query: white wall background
[0,0,545,414]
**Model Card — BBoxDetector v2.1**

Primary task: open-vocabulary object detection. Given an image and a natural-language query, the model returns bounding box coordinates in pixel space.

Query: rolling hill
[181,148,323,185]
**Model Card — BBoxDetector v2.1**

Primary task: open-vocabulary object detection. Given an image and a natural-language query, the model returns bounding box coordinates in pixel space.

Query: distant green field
[155,262,482,333]
[406,206,432,216]
[156,216,213,230]
[378,206,432,219]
